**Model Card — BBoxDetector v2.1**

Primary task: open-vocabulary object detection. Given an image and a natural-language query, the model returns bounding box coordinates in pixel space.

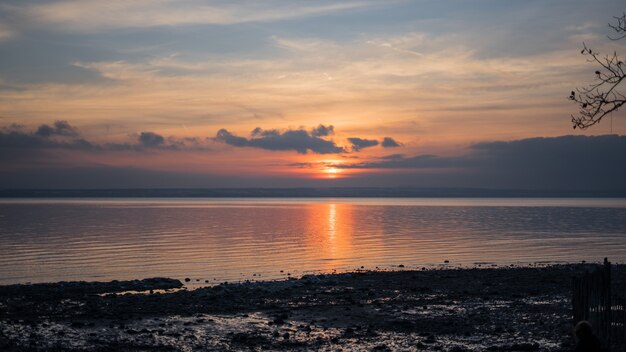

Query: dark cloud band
[215,125,344,154]
[334,135,626,190]
[0,121,203,160]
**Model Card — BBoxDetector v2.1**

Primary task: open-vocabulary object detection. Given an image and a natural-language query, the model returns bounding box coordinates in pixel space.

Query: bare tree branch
[570,13,626,129]
[608,12,626,40]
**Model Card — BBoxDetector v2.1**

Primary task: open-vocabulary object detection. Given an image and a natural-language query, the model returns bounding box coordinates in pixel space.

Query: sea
[1,197,626,286]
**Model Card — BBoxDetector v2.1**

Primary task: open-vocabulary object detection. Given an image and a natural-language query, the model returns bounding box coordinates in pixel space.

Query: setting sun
[324,167,340,178]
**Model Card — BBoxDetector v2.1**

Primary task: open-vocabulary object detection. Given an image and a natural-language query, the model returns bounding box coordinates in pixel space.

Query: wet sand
[1,264,624,351]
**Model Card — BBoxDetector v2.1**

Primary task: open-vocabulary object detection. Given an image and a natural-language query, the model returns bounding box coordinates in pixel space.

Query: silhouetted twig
[570,13,626,129]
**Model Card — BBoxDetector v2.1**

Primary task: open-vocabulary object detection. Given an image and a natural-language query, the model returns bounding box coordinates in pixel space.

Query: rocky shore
[1,264,624,351]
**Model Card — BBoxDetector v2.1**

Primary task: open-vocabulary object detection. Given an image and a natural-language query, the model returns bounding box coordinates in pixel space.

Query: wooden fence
[572,258,625,351]
[612,296,625,349]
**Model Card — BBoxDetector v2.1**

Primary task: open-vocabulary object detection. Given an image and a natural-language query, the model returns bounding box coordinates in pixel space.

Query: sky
[1,0,625,190]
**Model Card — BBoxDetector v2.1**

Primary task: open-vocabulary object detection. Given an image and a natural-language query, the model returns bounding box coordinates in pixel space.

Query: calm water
[1,198,626,286]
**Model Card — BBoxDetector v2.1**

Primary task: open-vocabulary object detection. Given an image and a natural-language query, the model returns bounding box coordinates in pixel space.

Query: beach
[2,264,624,351]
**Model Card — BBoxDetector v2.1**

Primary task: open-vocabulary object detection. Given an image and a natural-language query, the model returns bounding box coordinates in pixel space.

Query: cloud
[311,124,334,137]
[340,154,459,169]
[215,126,345,154]
[0,121,209,164]
[0,127,97,167]
[380,153,405,160]
[348,137,378,151]
[381,137,402,148]
[1,24,600,142]
[216,125,400,154]
[35,120,79,138]
[138,131,165,148]
[3,0,624,153]
[0,23,15,41]
[216,129,249,147]
[337,135,626,190]
[11,1,381,32]
[0,122,95,154]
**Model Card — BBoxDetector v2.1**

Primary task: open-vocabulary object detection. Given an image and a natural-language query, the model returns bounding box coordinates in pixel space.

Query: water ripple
[0,198,625,285]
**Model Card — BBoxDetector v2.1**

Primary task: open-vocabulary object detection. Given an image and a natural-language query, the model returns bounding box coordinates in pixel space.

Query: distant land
[1,188,626,198]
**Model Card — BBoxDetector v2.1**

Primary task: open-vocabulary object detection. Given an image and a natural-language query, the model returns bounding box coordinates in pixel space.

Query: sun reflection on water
[328,203,336,240]
[304,203,357,272]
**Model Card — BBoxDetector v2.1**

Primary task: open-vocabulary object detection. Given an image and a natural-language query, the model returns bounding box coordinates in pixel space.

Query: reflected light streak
[328,203,336,240]
[305,203,355,272]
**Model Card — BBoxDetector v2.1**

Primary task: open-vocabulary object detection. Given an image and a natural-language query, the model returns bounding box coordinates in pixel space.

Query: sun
[324,167,341,178]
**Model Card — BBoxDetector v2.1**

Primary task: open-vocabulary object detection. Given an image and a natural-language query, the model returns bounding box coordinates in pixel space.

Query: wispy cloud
[2,31,595,142]
[1,0,624,165]
[11,0,383,32]
[0,23,15,41]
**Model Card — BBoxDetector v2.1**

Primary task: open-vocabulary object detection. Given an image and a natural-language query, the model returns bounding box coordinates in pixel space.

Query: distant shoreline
[2,187,626,198]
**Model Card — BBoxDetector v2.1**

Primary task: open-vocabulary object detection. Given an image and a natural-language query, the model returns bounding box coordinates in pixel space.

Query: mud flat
[1,264,624,351]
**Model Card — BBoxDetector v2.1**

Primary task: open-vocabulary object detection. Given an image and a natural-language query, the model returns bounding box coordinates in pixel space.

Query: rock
[423,334,436,344]
[508,343,539,351]
[70,321,85,328]
[487,343,539,351]
[448,347,469,352]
